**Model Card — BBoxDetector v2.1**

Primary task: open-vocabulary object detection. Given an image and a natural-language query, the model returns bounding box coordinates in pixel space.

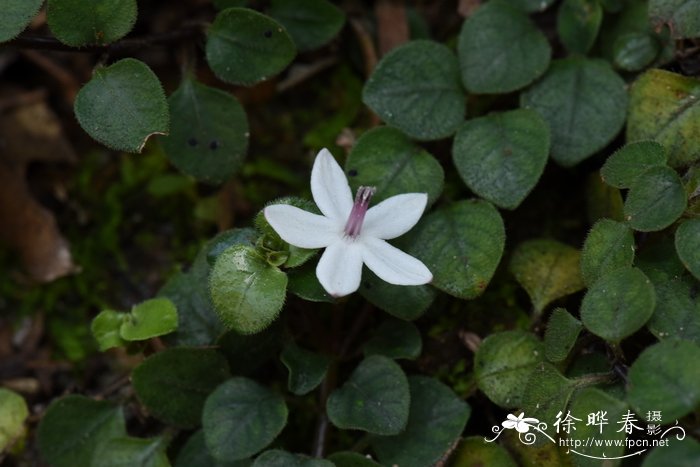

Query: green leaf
[359,268,436,321]
[567,388,628,462]
[132,348,231,428]
[0,0,43,42]
[362,40,465,141]
[450,436,517,467]
[475,330,544,408]
[544,308,583,363]
[458,1,550,94]
[253,450,333,467]
[522,362,578,425]
[267,0,345,51]
[47,0,137,46]
[206,8,296,86]
[557,0,603,54]
[203,377,288,461]
[74,58,169,153]
[580,219,635,286]
[624,166,687,232]
[363,318,422,360]
[217,321,284,376]
[287,263,333,303]
[280,343,330,395]
[613,32,660,72]
[643,436,700,467]
[0,388,28,452]
[327,452,382,467]
[520,58,628,167]
[647,273,700,344]
[91,310,126,351]
[161,78,248,185]
[675,218,700,280]
[580,267,656,343]
[94,436,169,467]
[627,69,700,168]
[649,0,700,39]
[371,376,470,467]
[406,200,505,299]
[119,297,178,341]
[627,339,700,421]
[327,355,410,435]
[37,395,126,467]
[176,430,251,467]
[209,244,287,334]
[345,126,444,205]
[509,239,585,314]
[600,141,667,189]
[452,109,550,210]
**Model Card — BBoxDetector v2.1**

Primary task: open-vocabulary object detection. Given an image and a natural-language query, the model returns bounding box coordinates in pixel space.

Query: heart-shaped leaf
[522,362,578,425]
[47,0,137,46]
[544,308,583,363]
[326,355,409,435]
[280,343,330,395]
[0,0,43,42]
[363,318,422,360]
[557,0,603,54]
[74,58,169,153]
[91,310,126,351]
[93,436,169,467]
[119,297,178,341]
[203,377,288,461]
[175,430,251,467]
[581,219,635,286]
[267,0,345,51]
[675,218,700,280]
[600,140,667,189]
[452,109,549,209]
[206,8,296,86]
[567,388,628,460]
[359,268,436,321]
[362,40,465,141]
[624,166,687,232]
[0,388,28,453]
[646,272,700,345]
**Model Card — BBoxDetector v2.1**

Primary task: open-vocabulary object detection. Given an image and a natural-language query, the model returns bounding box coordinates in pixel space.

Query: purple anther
[343,186,376,238]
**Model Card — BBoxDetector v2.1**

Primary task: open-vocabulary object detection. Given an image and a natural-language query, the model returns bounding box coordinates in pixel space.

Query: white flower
[502,413,539,433]
[264,148,432,297]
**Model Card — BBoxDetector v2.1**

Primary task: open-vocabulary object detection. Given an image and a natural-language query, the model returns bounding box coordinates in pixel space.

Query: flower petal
[311,148,353,222]
[363,193,428,240]
[264,204,340,248]
[316,241,363,297]
[361,237,432,285]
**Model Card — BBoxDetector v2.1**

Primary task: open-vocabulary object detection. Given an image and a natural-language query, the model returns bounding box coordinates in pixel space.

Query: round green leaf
[119,297,178,341]
[475,330,544,408]
[203,377,288,461]
[176,430,251,467]
[345,126,444,205]
[47,0,137,46]
[627,69,700,168]
[643,436,700,467]
[267,0,345,51]
[458,1,550,94]
[287,264,333,303]
[647,273,700,345]
[94,436,169,467]
[0,388,28,452]
[509,238,585,314]
[613,32,660,72]
[209,244,288,334]
[362,40,465,141]
[675,218,700,280]
[450,436,517,467]
[371,376,470,467]
[600,140,667,189]
[363,318,422,360]
[624,166,687,232]
[327,355,410,435]
[544,308,583,363]
[520,58,628,167]
[161,78,248,185]
[74,58,169,153]
[452,109,550,210]
[206,8,296,86]
[627,339,700,421]
[567,388,628,461]
[132,348,231,428]
[580,267,656,343]
[581,219,635,286]
[359,268,436,320]
[280,343,330,396]
[253,450,333,467]
[91,309,126,351]
[522,362,578,424]
[37,395,126,467]
[649,0,700,39]
[0,0,43,42]
[406,200,505,299]
[557,0,603,54]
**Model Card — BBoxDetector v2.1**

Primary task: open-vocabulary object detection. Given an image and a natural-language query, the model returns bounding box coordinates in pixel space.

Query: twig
[4,24,205,54]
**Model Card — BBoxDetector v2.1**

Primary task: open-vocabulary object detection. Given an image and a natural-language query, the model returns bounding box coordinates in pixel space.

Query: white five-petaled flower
[502,413,539,433]
[264,148,432,297]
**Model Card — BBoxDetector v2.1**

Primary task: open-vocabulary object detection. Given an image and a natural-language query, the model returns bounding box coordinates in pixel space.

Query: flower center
[344,186,376,238]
